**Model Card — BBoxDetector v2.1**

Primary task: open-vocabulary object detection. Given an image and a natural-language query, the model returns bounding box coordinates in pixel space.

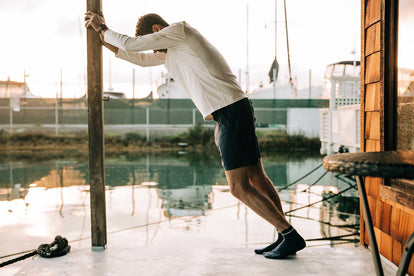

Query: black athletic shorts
[212,97,261,171]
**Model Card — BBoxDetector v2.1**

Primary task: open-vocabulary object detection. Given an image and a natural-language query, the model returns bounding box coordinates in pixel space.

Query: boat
[319,60,361,155]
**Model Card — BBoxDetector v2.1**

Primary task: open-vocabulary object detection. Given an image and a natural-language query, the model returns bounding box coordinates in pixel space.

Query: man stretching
[84,11,305,259]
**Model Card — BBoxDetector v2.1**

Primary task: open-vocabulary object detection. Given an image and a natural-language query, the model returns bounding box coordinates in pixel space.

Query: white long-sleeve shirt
[104,21,246,121]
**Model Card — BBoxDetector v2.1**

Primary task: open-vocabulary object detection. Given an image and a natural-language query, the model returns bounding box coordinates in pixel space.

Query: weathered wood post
[86,0,107,248]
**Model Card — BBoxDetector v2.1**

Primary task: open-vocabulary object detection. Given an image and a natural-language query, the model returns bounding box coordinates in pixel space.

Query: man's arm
[116,50,165,67]
[100,33,118,54]
[85,11,183,52]
[85,11,165,66]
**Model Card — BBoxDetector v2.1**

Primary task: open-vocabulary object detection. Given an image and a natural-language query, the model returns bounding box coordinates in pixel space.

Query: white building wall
[287,108,320,138]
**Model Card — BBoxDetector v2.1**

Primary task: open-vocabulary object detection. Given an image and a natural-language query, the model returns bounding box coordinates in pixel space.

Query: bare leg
[225,161,306,257]
[225,163,290,232]
[247,158,284,215]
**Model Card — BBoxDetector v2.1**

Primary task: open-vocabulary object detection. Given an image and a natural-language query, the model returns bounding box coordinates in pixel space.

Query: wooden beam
[86,0,107,248]
[382,0,398,151]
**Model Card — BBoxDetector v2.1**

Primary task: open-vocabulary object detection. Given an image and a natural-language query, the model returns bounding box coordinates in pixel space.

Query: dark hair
[135,13,169,36]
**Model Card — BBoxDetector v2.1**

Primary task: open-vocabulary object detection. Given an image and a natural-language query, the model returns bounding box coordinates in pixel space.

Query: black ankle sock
[281,226,294,235]
[254,232,283,255]
[263,227,306,259]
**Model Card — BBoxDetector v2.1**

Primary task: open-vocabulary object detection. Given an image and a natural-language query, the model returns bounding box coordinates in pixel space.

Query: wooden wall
[362,0,414,274]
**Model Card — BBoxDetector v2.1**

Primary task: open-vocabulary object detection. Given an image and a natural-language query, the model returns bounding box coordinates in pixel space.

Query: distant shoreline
[0,125,321,160]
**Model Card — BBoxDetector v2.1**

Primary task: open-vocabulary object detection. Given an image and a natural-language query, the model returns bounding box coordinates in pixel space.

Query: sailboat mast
[246,4,249,94]
[274,0,277,59]
[273,0,277,99]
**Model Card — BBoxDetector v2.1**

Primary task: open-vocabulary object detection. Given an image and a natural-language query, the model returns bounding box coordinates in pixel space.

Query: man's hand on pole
[84,11,106,33]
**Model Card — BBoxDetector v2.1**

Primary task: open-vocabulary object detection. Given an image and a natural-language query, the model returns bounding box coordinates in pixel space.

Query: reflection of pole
[9,162,13,200]
[145,187,152,247]
[59,164,64,218]
[146,154,150,180]
[131,169,135,216]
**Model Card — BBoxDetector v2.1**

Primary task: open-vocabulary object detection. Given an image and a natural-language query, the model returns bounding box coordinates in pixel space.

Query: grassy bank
[0,124,321,158]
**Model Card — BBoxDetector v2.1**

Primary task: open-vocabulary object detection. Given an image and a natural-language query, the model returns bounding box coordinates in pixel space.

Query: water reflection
[0,153,360,256]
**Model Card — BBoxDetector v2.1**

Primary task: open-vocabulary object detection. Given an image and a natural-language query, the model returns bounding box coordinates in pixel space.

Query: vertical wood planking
[365,139,380,152]
[365,111,381,140]
[381,203,392,234]
[392,239,402,265]
[365,82,381,111]
[86,0,107,248]
[380,231,393,260]
[365,0,381,27]
[365,52,381,83]
[365,23,381,55]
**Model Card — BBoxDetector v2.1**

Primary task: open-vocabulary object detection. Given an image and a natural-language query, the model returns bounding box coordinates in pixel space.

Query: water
[0,153,360,261]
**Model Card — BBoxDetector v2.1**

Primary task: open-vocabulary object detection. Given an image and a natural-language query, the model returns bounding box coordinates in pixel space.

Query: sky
[0,0,362,98]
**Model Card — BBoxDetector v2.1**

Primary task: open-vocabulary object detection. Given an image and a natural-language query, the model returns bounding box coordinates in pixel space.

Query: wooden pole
[86,0,107,248]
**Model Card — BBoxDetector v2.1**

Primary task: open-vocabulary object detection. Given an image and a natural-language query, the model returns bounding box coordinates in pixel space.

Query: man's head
[135,13,169,37]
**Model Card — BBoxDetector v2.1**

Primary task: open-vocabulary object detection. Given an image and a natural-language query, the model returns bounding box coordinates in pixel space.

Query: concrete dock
[5,246,397,276]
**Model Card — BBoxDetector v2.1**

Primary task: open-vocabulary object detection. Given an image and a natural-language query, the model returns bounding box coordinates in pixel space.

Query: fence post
[9,107,12,135]
[55,94,59,136]
[86,0,107,249]
[192,108,196,125]
[146,107,149,141]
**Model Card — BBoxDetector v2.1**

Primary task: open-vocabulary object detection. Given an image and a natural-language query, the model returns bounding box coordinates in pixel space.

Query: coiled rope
[0,235,70,267]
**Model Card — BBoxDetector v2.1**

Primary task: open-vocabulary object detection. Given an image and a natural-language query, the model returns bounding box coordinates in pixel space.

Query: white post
[192,109,196,125]
[7,82,12,134]
[55,79,59,136]
[167,75,171,97]
[146,107,149,142]
[9,107,12,135]
[273,68,277,100]
[58,68,63,135]
[308,69,312,100]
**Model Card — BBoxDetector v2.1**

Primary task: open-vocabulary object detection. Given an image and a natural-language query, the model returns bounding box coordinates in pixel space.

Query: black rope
[286,214,359,229]
[284,184,357,215]
[334,174,356,187]
[0,251,37,268]
[305,233,359,242]
[277,163,323,192]
[0,236,70,267]
[300,171,328,192]
[306,240,359,247]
